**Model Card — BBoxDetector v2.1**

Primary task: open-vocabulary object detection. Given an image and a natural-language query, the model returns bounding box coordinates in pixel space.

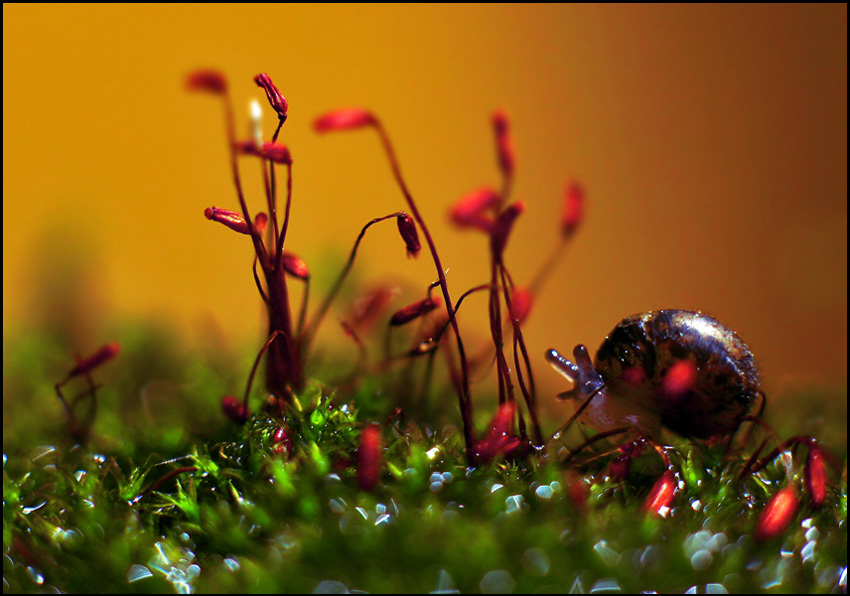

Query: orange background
[4,5,846,414]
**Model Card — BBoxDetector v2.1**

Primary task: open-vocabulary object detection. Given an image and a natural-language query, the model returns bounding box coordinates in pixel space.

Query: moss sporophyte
[186,69,837,508]
[11,70,841,593]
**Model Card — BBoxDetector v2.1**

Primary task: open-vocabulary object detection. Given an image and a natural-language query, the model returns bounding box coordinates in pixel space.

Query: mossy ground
[3,325,847,594]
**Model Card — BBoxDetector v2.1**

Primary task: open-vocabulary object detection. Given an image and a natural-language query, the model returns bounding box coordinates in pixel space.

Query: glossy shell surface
[594,310,759,439]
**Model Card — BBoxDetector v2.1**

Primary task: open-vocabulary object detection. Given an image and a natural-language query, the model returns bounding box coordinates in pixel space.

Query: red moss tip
[68,342,120,378]
[222,395,249,424]
[492,108,515,179]
[357,425,382,491]
[253,73,288,122]
[490,201,525,256]
[642,470,677,516]
[389,297,441,327]
[281,251,310,280]
[562,181,584,237]
[474,401,520,464]
[205,206,252,235]
[805,444,827,508]
[509,287,534,324]
[448,186,499,232]
[313,108,376,133]
[186,69,228,94]
[755,485,801,541]
[396,213,421,258]
[262,142,292,165]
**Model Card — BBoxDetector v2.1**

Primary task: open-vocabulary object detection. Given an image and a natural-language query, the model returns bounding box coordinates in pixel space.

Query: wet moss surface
[3,328,847,594]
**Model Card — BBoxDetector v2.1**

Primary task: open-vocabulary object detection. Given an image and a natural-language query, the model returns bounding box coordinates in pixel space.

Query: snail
[546,309,761,441]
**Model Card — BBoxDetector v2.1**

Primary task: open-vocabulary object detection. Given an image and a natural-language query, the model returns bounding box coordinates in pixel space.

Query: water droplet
[375,514,391,526]
[314,580,349,594]
[32,445,56,462]
[128,564,153,583]
[431,569,459,594]
[505,494,525,514]
[801,540,816,564]
[222,558,239,572]
[25,566,44,585]
[329,499,346,514]
[21,501,46,515]
[589,578,621,593]
[480,569,515,594]
[520,547,550,576]
[690,549,712,571]
[490,483,504,493]
[804,526,820,542]
[535,485,554,500]
[593,541,621,567]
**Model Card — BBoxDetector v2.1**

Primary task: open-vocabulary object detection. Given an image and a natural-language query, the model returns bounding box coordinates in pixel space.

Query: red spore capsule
[205,206,252,235]
[474,402,520,464]
[509,287,534,324]
[805,444,827,508]
[491,108,515,179]
[221,395,249,424]
[659,359,698,401]
[254,73,288,121]
[490,201,525,256]
[642,469,677,516]
[755,485,800,541]
[389,297,441,327]
[396,213,421,258]
[68,342,120,378]
[449,187,499,232]
[281,251,310,280]
[186,69,227,94]
[261,142,292,165]
[561,181,584,237]
[357,425,382,491]
[253,213,269,235]
[272,427,293,457]
[314,108,376,133]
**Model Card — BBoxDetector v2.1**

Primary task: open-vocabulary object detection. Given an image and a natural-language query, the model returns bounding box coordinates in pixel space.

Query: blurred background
[4,5,846,425]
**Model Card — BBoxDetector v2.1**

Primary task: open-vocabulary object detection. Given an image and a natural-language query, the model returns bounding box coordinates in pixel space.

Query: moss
[3,328,846,594]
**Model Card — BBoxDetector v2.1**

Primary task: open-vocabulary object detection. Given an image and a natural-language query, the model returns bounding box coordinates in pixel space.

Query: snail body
[546,310,759,440]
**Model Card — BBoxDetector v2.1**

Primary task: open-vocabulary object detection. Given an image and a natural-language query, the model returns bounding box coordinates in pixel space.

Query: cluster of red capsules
[187,70,582,469]
[186,71,835,539]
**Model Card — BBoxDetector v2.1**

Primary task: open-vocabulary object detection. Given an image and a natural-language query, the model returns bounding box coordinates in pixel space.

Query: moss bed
[3,326,847,594]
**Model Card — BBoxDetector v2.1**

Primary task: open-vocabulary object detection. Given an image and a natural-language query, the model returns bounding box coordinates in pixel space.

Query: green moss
[3,327,847,594]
